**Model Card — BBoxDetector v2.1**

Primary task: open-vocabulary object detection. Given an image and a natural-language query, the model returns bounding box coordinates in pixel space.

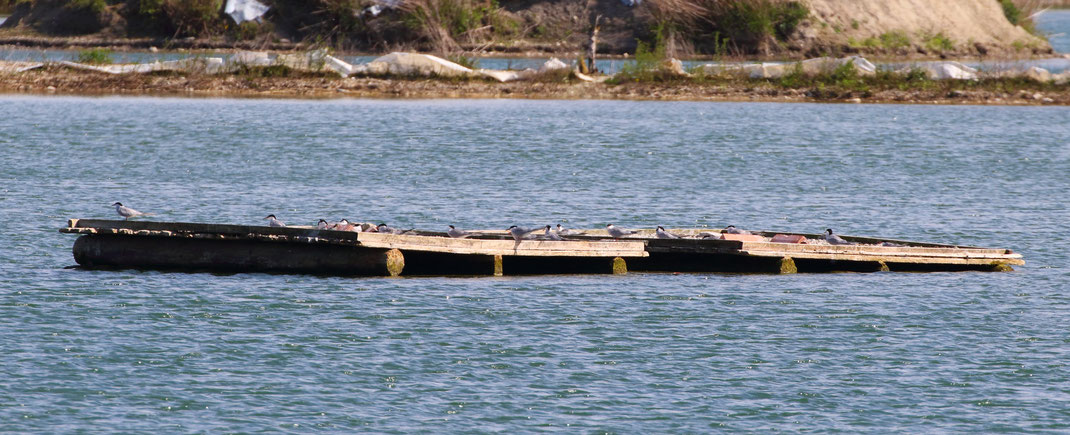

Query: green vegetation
[236,64,293,78]
[644,0,809,55]
[923,32,954,52]
[400,0,519,51]
[848,30,921,52]
[879,31,910,50]
[69,0,108,13]
[612,28,678,83]
[999,0,1021,25]
[609,62,1065,101]
[715,0,809,46]
[998,0,1041,36]
[445,54,479,69]
[774,61,871,92]
[77,47,113,63]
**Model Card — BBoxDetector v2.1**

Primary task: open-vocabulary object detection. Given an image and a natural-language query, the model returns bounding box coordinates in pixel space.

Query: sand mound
[803,0,1050,54]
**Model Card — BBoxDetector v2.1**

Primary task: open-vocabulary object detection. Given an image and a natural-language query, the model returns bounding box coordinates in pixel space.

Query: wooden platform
[60,219,1023,276]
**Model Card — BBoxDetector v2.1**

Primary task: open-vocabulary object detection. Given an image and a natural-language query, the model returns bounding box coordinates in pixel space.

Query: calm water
[1037,8,1070,54]
[1,96,1068,431]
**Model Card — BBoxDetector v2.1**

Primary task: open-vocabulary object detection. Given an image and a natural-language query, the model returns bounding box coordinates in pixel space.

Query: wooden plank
[356,232,647,257]
[741,250,1024,266]
[558,227,993,250]
[739,241,1020,259]
[68,219,362,241]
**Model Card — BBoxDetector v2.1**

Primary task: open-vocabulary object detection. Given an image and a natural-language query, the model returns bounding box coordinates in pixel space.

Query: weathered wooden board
[741,250,1023,266]
[64,218,362,241]
[356,232,648,257]
[564,227,991,249]
[739,241,1020,260]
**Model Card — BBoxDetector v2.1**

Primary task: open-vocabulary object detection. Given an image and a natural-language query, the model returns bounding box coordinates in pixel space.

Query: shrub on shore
[76,47,113,63]
[1000,0,1042,36]
[643,0,810,56]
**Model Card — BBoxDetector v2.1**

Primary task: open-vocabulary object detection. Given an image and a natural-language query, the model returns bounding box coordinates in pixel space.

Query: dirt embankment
[800,0,1050,56]
[3,65,1068,106]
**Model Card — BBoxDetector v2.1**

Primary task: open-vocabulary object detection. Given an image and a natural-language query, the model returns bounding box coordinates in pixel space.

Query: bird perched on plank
[112,202,152,220]
[542,225,564,241]
[264,214,286,227]
[447,225,471,238]
[655,226,680,239]
[606,224,637,239]
[506,225,540,241]
[316,219,329,230]
[335,219,361,232]
[556,224,583,236]
[724,225,752,235]
[824,228,854,245]
[377,223,410,234]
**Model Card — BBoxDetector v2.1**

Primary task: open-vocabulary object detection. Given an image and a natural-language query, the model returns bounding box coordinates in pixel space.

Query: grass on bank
[609,34,1064,98]
[76,47,113,64]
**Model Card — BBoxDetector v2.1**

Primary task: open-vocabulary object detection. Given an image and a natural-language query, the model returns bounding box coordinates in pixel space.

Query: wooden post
[493,254,503,276]
[611,257,627,274]
[586,14,602,74]
[876,260,890,272]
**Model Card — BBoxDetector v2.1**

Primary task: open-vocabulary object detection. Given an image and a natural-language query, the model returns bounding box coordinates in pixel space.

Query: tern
[655,226,680,239]
[824,228,854,245]
[447,225,471,238]
[698,231,720,239]
[316,219,330,230]
[506,225,540,241]
[264,214,286,227]
[111,202,152,220]
[724,225,752,235]
[556,224,583,236]
[336,219,359,232]
[377,223,409,234]
[542,225,564,241]
[606,224,637,239]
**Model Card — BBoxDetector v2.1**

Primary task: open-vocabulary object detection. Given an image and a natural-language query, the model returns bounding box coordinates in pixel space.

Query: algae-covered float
[60,219,1023,277]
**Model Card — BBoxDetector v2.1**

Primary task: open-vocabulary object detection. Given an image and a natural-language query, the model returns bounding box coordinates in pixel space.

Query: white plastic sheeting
[539,57,568,72]
[225,0,270,24]
[352,52,474,77]
[915,61,978,80]
[700,56,876,79]
[229,51,272,66]
[57,58,226,74]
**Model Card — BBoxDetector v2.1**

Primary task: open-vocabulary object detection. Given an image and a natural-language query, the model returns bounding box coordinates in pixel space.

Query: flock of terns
[113,202,860,245]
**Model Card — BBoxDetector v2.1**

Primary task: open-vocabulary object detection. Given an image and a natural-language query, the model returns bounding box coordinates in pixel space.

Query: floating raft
[60,219,1023,276]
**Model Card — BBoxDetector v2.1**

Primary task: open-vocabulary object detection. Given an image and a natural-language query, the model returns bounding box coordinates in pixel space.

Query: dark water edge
[1,96,1067,432]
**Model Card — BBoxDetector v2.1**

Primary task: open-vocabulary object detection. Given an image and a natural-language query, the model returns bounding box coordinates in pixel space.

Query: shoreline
[2,66,1068,105]
[2,34,1066,64]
